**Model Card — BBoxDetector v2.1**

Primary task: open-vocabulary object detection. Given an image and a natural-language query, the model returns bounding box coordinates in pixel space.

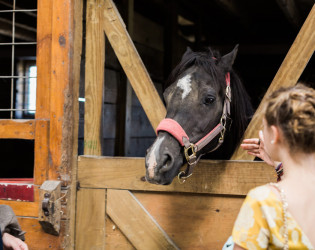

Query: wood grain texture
[134,192,244,249]
[36,0,53,119]
[18,217,64,250]
[0,120,35,139]
[103,0,166,130]
[84,0,105,155]
[0,200,38,217]
[78,156,276,195]
[107,189,179,250]
[69,0,83,248]
[76,188,106,250]
[105,216,135,250]
[34,120,50,185]
[231,5,315,160]
[49,0,74,181]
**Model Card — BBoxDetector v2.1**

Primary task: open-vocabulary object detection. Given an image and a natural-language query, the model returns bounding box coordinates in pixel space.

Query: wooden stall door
[76,1,315,249]
[0,0,82,249]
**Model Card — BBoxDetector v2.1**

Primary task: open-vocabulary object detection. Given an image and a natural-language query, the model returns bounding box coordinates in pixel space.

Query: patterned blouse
[232,185,314,249]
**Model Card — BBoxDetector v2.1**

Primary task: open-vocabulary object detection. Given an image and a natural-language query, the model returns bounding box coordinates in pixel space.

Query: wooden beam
[34,120,50,185]
[69,0,83,248]
[76,188,106,250]
[0,200,38,217]
[231,5,315,160]
[76,2,105,249]
[84,0,105,156]
[275,0,302,28]
[36,0,53,119]
[102,0,166,130]
[78,156,275,195]
[0,120,35,139]
[107,189,179,250]
[49,0,75,181]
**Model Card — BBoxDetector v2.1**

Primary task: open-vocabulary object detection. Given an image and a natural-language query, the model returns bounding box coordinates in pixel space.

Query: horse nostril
[159,153,173,173]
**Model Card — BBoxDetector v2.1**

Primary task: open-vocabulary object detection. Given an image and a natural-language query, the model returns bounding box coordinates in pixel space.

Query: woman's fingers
[242,138,259,144]
[240,143,259,150]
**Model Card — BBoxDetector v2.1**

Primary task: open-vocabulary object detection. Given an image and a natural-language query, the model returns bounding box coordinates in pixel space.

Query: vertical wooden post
[84,0,106,156]
[34,0,53,185]
[76,0,106,249]
[68,0,83,248]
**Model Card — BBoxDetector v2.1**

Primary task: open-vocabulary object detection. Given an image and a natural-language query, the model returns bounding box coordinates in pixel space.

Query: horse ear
[182,46,193,60]
[220,44,239,69]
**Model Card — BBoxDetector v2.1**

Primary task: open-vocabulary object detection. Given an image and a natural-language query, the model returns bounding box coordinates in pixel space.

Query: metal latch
[38,180,62,236]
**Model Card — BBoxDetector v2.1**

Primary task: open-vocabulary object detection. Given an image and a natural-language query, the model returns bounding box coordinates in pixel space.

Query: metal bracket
[38,180,62,236]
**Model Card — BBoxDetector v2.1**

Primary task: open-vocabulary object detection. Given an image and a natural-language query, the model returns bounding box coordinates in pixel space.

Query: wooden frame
[76,1,315,249]
[0,0,83,248]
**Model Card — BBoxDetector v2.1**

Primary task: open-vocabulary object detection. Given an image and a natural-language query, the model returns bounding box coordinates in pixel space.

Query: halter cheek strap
[156,72,232,182]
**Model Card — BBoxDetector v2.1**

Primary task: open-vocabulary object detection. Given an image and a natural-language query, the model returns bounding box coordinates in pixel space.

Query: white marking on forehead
[177,74,192,100]
[146,136,165,178]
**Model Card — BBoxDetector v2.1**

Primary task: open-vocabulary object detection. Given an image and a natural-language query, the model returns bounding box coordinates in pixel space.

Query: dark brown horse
[145,45,253,185]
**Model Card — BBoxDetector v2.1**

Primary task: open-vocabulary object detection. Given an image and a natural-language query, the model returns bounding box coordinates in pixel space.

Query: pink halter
[156,72,232,181]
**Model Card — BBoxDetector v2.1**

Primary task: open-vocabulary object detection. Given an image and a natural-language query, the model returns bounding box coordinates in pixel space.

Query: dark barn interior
[0,0,314,177]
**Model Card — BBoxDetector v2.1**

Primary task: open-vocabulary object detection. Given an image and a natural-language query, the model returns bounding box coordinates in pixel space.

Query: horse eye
[203,96,215,105]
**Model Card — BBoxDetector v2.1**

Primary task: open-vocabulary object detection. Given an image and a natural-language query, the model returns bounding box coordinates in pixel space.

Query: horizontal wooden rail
[78,156,276,195]
[0,120,35,139]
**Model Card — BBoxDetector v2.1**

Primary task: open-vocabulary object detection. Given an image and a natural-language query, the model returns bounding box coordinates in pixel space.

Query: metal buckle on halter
[219,116,227,142]
[184,144,197,165]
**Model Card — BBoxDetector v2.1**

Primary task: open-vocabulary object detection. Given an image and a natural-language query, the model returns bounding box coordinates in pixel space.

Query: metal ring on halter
[177,171,192,184]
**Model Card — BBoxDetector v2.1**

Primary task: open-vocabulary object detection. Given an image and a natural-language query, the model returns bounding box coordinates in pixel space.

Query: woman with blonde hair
[232,84,315,249]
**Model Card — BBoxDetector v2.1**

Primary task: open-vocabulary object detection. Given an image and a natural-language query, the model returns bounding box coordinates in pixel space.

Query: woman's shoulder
[245,184,282,207]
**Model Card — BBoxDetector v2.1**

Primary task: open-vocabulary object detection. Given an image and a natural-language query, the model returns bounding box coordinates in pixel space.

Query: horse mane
[165,47,253,158]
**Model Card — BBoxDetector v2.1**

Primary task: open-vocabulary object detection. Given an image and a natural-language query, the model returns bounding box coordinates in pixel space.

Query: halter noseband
[156,72,232,182]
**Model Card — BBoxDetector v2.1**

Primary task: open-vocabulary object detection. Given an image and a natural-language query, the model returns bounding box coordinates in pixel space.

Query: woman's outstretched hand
[240,130,276,167]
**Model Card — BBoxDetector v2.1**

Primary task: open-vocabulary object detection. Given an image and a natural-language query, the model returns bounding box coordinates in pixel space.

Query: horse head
[145,45,253,185]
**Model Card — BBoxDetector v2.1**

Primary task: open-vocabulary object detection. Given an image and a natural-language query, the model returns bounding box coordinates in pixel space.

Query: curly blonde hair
[264,84,315,153]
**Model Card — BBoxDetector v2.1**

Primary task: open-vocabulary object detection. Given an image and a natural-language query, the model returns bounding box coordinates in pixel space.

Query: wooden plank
[69,0,83,248]
[0,200,38,217]
[102,0,166,130]
[34,120,49,185]
[0,120,35,139]
[134,192,244,249]
[84,0,105,156]
[231,5,315,160]
[36,0,53,119]
[78,156,276,195]
[76,188,106,250]
[105,216,135,250]
[18,217,64,249]
[107,189,179,250]
[49,0,75,182]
